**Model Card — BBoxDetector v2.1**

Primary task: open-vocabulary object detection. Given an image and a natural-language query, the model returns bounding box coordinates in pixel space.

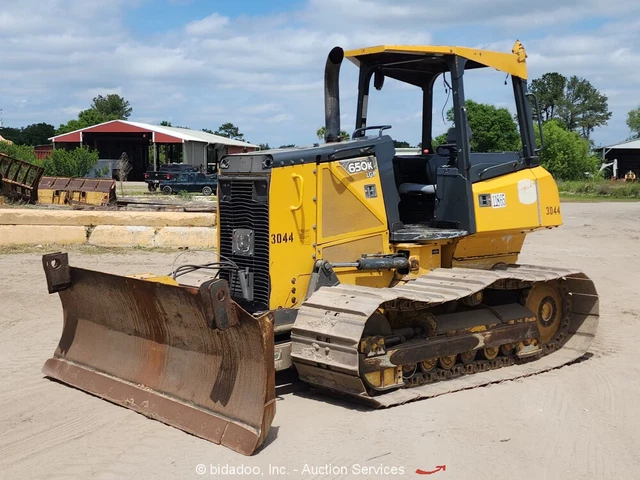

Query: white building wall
[183,141,207,171]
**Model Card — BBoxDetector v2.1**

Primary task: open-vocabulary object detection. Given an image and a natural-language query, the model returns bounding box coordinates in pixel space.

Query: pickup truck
[144,164,199,191]
[160,172,218,195]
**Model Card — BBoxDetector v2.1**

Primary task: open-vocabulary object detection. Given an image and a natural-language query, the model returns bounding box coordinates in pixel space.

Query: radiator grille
[219,178,270,312]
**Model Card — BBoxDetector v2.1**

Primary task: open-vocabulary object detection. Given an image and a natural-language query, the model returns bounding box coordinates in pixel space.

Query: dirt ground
[1,202,639,480]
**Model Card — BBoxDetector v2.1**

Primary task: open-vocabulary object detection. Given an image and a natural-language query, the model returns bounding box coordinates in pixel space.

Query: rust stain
[43,265,276,455]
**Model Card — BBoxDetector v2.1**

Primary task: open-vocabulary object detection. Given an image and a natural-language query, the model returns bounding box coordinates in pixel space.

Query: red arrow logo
[416,465,446,475]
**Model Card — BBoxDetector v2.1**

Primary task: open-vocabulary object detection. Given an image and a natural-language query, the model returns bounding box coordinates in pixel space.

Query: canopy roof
[49,120,258,147]
[344,41,528,84]
[606,139,640,150]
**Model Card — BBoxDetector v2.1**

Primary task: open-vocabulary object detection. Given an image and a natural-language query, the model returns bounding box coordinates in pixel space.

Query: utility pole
[0,108,3,128]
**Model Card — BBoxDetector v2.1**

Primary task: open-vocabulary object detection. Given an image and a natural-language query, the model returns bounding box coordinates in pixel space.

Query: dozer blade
[41,253,275,456]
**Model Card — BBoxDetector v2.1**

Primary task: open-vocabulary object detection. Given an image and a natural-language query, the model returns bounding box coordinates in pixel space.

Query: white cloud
[61,106,83,117]
[185,13,230,36]
[84,87,124,99]
[0,0,638,145]
[268,113,294,124]
[240,103,283,114]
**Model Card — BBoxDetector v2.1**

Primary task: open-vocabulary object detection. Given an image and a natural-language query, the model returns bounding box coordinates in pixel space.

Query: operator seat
[398,126,471,195]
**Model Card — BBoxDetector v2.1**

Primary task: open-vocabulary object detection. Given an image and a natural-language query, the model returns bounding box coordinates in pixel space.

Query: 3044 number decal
[545,205,561,215]
[271,232,294,244]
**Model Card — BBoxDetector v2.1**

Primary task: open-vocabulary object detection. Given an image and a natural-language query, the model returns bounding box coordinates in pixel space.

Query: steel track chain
[403,280,572,389]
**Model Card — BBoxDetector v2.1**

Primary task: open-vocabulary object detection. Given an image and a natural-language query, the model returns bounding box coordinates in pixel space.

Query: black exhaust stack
[324,46,344,143]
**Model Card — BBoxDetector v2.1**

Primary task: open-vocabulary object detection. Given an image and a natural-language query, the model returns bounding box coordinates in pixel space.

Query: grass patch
[557,179,640,200]
[560,194,640,202]
[177,190,196,199]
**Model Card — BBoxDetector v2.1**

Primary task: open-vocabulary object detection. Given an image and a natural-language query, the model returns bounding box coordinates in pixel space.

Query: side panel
[444,231,526,269]
[531,167,563,227]
[317,157,388,244]
[448,166,561,269]
[321,233,386,263]
[268,164,318,310]
[316,157,393,288]
[472,166,562,233]
[321,232,394,288]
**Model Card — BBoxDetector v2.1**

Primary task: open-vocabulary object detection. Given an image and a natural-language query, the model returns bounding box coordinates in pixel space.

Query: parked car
[160,172,218,195]
[144,164,199,192]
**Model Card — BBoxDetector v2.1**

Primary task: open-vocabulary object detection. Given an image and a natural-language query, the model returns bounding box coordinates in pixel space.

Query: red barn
[49,120,259,180]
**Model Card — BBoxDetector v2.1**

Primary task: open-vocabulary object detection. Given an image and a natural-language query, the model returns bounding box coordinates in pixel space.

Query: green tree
[56,95,133,135]
[42,147,99,177]
[626,106,640,139]
[432,132,448,149]
[393,140,411,148]
[21,123,55,145]
[441,100,520,152]
[91,94,132,120]
[214,122,244,140]
[279,144,296,148]
[530,73,567,121]
[316,126,350,141]
[0,123,55,146]
[530,73,611,139]
[558,76,611,138]
[258,143,271,150]
[56,108,119,135]
[159,120,172,127]
[201,128,214,134]
[536,120,598,180]
[0,126,24,144]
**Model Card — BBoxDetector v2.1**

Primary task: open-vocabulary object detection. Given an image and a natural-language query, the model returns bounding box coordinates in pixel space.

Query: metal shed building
[602,139,640,178]
[49,120,258,180]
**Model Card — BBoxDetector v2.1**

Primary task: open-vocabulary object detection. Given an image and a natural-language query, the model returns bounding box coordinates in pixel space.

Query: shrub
[42,147,99,177]
[0,141,38,163]
[0,142,99,178]
[536,120,599,180]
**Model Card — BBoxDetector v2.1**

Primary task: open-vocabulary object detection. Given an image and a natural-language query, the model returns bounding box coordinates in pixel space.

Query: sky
[1,0,639,148]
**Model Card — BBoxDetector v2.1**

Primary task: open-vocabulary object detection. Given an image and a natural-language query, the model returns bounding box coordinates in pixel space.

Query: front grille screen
[218,178,270,312]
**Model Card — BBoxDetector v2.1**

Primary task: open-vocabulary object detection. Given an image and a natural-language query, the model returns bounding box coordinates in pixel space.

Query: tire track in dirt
[39,418,190,480]
[588,360,619,422]
[0,413,117,467]
[586,307,625,359]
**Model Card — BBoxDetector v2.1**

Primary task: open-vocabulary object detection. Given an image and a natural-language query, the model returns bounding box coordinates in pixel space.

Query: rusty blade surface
[42,266,275,455]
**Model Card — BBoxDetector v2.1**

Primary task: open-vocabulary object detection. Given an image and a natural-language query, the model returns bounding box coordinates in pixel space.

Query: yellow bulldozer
[41,41,599,455]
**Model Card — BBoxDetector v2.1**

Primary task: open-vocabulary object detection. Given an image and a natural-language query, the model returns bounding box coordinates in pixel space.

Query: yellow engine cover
[472,166,562,233]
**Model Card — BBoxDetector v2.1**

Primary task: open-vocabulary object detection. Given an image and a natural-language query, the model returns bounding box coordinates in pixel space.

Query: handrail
[290,174,304,211]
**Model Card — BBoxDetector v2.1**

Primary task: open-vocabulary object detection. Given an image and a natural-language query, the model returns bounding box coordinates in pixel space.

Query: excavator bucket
[41,253,275,456]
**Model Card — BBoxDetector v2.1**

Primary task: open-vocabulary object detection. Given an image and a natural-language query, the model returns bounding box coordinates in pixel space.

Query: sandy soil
[1,202,639,480]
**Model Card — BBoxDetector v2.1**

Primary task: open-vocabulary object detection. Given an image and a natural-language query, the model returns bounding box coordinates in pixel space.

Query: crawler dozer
[42,41,599,455]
